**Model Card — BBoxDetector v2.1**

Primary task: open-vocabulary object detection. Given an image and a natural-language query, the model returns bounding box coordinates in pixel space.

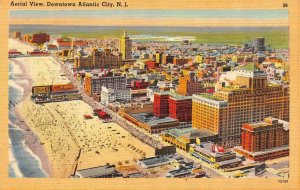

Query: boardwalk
[53,55,163,149]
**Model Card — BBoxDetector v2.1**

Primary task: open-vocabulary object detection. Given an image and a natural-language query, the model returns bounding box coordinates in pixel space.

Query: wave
[21,140,48,177]
[9,79,24,95]
[9,122,48,178]
[8,138,24,178]
[9,120,23,131]
[8,59,48,178]
[17,79,30,86]
[9,60,23,77]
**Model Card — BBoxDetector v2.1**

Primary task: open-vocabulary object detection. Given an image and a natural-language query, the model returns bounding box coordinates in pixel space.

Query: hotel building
[234,117,289,161]
[120,31,132,60]
[177,72,211,96]
[74,48,122,70]
[23,32,50,45]
[153,92,192,122]
[192,64,289,147]
[84,75,127,96]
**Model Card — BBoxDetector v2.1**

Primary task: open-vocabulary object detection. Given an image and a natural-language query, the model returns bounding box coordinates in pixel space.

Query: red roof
[93,109,102,113]
[99,111,107,117]
[9,49,18,52]
[84,115,93,119]
[57,40,88,47]
[28,51,49,55]
[47,44,58,49]
[9,51,21,55]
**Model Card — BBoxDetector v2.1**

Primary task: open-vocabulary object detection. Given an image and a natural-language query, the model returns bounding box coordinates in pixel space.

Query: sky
[9,10,288,27]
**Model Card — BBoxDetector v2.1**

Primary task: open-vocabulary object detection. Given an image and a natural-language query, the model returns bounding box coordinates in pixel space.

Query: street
[52,55,163,149]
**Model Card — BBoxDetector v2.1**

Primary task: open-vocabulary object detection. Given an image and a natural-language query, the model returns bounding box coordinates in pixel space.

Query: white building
[101,86,131,105]
[157,81,173,88]
[146,86,160,102]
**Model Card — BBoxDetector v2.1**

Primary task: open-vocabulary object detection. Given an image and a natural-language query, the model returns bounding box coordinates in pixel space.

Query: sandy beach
[10,39,154,177]
[9,38,35,54]
[10,57,53,177]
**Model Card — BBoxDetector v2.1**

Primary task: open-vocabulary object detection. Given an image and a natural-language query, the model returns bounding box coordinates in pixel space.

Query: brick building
[131,79,149,90]
[153,92,192,122]
[162,55,175,64]
[168,94,192,122]
[146,61,160,69]
[23,33,50,45]
[234,117,289,161]
[173,58,190,66]
[177,72,209,96]
[56,38,88,50]
[153,92,169,117]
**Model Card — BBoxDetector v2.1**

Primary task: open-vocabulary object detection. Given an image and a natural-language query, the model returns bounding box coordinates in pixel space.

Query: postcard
[0,0,299,189]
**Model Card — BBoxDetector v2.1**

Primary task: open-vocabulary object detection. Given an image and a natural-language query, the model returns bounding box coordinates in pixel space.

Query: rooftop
[169,92,192,100]
[168,168,192,177]
[193,94,228,108]
[129,113,178,127]
[165,127,216,139]
[216,158,242,167]
[234,145,289,157]
[139,156,170,168]
[197,93,223,101]
[192,142,235,158]
[240,62,258,71]
[75,165,118,178]
[244,117,289,131]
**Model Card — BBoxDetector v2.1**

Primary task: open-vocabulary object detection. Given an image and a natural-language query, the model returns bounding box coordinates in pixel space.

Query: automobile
[232,173,246,178]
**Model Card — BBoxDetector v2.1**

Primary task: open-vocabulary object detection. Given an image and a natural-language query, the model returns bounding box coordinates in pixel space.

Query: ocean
[8,59,47,178]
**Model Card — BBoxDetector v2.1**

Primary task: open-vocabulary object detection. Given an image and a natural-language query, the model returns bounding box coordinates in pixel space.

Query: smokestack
[217,67,221,82]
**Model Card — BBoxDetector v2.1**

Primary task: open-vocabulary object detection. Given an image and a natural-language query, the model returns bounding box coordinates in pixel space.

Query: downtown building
[234,117,289,161]
[192,64,289,147]
[153,91,192,122]
[177,72,214,96]
[84,74,127,96]
[100,86,131,106]
[12,31,21,40]
[252,37,265,52]
[74,48,122,70]
[23,32,50,45]
[120,31,132,60]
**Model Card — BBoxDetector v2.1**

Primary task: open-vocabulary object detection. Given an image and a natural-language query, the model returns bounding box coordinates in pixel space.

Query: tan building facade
[120,31,132,60]
[74,49,122,70]
[192,69,289,147]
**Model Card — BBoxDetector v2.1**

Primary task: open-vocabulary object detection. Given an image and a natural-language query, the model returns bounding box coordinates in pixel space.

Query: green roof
[241,62,258,71]
[198,93,223,101]
[169,92,192,100]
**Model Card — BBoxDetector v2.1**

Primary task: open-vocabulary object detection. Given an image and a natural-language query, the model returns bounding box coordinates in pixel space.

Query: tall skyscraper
[153,92,169,117]
[120,31,132,60]
[192,64,289,147]
[252,37,265,52]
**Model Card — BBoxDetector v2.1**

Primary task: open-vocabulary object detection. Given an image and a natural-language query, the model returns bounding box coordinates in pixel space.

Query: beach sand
[9,38,35,54]
[11,39,154,177]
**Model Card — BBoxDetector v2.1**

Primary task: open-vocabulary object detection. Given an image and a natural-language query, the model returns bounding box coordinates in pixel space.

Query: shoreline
[10,58,53,177]
[8,38,154,177]
[10,55,154,177]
